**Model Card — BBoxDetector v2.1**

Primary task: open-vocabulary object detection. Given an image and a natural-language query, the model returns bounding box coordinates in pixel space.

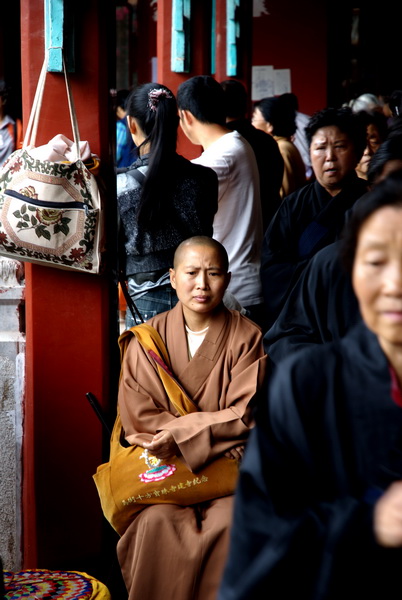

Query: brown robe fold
[117,302,267,600]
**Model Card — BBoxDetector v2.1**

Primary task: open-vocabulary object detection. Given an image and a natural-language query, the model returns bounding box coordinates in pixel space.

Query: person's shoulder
[0,114,14,128]
[220,131,260,175]
[210,129,250,155]
[117,163,145,194]
[296,111,310,126]
[355,176,370,195]
[176,153,217,181]
[277,338,340,371]
[309,240,342,270]
[116,118,126,132]
[273,321,375,389]
[252,126,282,152]
[275,180,314,212]
[338,320,383,364]
[278,138,298,157]
[228,119,275,147]
[226,308,263,339]
[343,174,369,196]
[116,170,131,193]
[269,337,344,409]
[228,129,255,152]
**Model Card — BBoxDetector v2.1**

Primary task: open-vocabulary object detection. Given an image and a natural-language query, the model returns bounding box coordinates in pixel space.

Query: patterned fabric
[0,148,102,273]
[3,569,111,599]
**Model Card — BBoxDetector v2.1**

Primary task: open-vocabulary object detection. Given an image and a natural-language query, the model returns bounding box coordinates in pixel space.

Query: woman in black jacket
[117,83,218,327]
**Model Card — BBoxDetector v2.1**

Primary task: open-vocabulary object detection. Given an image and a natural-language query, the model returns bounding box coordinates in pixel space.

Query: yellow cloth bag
[2,569,111,599]
[93,323,239,536]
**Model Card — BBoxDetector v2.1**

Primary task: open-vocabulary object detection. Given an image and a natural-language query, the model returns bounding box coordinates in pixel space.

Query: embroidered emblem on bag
[138,449,177,482]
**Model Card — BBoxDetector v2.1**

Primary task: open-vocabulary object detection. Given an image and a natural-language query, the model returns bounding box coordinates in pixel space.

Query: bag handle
[23,50,81,161]
[113,323,197,456]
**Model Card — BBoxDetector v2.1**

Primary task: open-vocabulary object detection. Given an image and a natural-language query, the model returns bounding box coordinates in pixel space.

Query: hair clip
[148,88,173,112]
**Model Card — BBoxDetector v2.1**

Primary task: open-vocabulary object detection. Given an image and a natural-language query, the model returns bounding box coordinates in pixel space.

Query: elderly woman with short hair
[261,106,369,330]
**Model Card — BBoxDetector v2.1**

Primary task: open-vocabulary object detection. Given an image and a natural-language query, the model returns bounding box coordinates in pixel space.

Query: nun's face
[352,206,402,357]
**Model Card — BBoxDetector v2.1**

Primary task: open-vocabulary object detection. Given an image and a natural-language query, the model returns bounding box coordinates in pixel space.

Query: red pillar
[20,0,116,569]
[156,0,212,159]
[156,0,253,159]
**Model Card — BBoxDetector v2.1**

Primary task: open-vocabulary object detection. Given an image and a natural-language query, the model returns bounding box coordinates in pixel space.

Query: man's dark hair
[280,92,299,112]
[388,90,402,118]
[254,96,296,138]
[116,88,131,111]
[177,76,226,126]
[305,106,367,161]
[355,109,389,144]
[368,134,402,185]
[220,79,248,120]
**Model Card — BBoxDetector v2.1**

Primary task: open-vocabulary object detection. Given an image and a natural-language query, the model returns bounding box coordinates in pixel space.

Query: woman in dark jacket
[117,82,218,327]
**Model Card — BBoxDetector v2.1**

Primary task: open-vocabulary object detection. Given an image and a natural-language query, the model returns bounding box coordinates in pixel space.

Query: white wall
[0,258,25,571]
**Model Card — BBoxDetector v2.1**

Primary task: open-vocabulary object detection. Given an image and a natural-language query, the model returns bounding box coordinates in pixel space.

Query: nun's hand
[224,445,245,461]
[142,430,179,460]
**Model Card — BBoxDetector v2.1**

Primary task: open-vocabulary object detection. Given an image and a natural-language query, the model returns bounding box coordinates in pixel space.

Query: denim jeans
[125,285,179,328]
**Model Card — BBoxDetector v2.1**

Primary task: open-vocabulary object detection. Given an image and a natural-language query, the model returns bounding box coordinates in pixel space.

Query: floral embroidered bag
[0,53,103,274]
[93,323,239,536]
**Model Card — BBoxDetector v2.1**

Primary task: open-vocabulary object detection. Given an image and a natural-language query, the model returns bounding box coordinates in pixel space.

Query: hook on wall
[171,0,191,73]
[227,0,240,76]
[44,0,75,72]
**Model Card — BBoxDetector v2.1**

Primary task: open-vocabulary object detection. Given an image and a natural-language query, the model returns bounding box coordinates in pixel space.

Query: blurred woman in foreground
[219,170,402,599]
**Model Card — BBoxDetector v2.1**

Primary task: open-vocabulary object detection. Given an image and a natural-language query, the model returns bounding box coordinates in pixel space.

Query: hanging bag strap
[118,273,145,324]
[118,323,198,416]
[23,50,81,161]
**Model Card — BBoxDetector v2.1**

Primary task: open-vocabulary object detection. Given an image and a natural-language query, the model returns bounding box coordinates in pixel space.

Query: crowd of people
[114,78,402,599]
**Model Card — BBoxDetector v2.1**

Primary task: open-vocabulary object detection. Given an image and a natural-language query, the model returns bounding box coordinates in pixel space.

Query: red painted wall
[134,0,157,86]
[155,1,254,160]
[251,1,327,116]
[156,0,218,159]
[21,0,116,570]
[154,0,327,159]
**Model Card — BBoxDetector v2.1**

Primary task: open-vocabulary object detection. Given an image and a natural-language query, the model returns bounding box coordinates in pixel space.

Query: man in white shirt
[177,76,265,327]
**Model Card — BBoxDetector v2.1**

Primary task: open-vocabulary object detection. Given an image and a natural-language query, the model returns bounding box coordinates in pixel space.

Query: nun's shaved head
[173,236,229,271]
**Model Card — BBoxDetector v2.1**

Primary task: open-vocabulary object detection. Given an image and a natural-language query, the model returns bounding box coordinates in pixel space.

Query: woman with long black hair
[117,82,218,327]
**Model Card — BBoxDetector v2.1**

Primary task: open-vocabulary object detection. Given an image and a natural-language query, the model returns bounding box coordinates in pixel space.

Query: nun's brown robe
[117,302,267,600]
